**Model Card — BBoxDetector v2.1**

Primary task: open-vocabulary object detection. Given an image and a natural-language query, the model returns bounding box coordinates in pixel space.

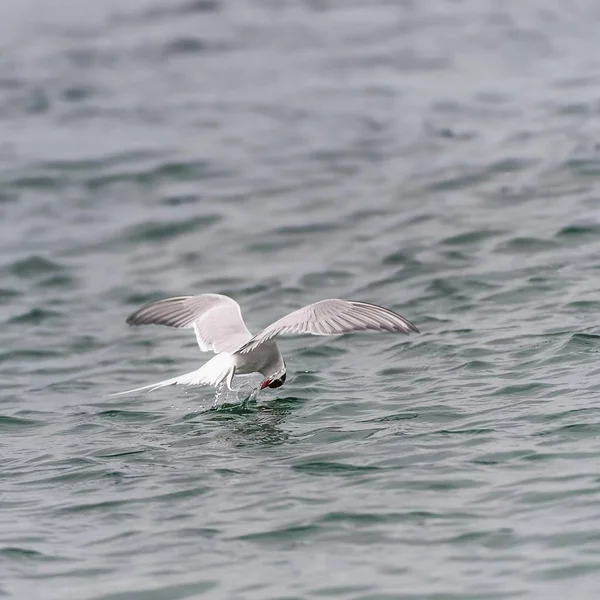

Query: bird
[113,294,419,396]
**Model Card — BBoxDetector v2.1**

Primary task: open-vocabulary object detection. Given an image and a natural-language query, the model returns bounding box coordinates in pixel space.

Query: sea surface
[3,1,600,598]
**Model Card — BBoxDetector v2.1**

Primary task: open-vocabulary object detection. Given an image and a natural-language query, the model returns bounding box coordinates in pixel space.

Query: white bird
[113,294,419,396]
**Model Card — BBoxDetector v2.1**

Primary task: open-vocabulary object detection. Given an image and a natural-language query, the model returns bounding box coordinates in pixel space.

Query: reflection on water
[183,395,306,446]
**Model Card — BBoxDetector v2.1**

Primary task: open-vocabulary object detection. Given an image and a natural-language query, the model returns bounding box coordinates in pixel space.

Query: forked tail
[111,353,235,396]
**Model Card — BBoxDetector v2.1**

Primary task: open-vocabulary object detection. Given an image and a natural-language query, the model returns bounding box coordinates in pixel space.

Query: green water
[3,1,600,598]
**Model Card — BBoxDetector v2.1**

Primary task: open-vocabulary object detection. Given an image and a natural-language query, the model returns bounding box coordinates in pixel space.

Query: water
[3,0,600,598]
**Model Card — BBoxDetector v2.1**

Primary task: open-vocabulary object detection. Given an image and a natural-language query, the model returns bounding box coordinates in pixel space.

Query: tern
[114,294,419,396]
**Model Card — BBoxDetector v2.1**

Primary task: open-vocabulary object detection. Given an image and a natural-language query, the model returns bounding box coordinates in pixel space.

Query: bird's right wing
[237,299,418,354]
[126,294,252,354]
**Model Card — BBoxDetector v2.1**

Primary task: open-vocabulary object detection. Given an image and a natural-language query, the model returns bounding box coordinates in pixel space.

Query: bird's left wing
[126,294,252,354]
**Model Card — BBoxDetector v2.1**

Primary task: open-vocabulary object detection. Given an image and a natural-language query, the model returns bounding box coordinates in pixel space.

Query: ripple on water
[494,236,559,254]
[0,415,43,431]
[562,333,600,351]
[5,255,65,278]
[122,214,222,243]
[0,349,62,363]
[0,288,23,305]
[440,229,505,247]
[142,0,221,20]
[96,409,162,422]
[8,308,62,325]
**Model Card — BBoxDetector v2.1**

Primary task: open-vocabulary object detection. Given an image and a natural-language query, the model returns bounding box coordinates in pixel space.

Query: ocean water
[3,0,600,598]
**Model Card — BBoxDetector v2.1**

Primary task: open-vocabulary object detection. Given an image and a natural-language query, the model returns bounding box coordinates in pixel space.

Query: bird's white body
[113,294,417,396]
[114,340,285,396]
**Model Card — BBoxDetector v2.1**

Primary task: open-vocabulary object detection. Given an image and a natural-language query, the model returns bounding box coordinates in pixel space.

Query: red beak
[260,379,271,390]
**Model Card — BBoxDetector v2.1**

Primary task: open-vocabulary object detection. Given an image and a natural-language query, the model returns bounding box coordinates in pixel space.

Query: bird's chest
[233,342,279,375]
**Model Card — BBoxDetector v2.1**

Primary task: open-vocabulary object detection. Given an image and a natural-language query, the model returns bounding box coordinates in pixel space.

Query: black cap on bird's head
[260,371,286,390]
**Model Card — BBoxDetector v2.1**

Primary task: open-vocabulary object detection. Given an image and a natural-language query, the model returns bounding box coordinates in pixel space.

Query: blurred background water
[3,0,600,598]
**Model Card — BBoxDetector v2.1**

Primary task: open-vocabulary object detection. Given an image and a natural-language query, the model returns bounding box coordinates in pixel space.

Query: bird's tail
[111,353,235,396]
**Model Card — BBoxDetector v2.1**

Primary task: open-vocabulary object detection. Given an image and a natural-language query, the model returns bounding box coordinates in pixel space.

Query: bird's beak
[260,379,271,390]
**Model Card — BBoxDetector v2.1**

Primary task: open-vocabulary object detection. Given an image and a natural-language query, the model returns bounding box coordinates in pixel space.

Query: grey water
[3,0,600,598]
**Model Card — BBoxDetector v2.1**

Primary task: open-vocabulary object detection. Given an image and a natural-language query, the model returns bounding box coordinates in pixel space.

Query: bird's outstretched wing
[237,299,418,354]
[126,294,252,354]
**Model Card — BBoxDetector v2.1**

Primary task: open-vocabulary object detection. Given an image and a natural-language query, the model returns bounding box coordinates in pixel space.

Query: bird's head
[260,371,287,390]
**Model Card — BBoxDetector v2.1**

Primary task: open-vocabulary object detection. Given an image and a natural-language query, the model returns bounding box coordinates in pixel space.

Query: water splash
[210,377,262,409]
[211,381,227,408]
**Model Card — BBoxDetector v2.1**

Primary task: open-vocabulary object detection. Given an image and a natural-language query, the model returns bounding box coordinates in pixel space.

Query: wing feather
[126,294,252,354]
[237,299,418,354]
